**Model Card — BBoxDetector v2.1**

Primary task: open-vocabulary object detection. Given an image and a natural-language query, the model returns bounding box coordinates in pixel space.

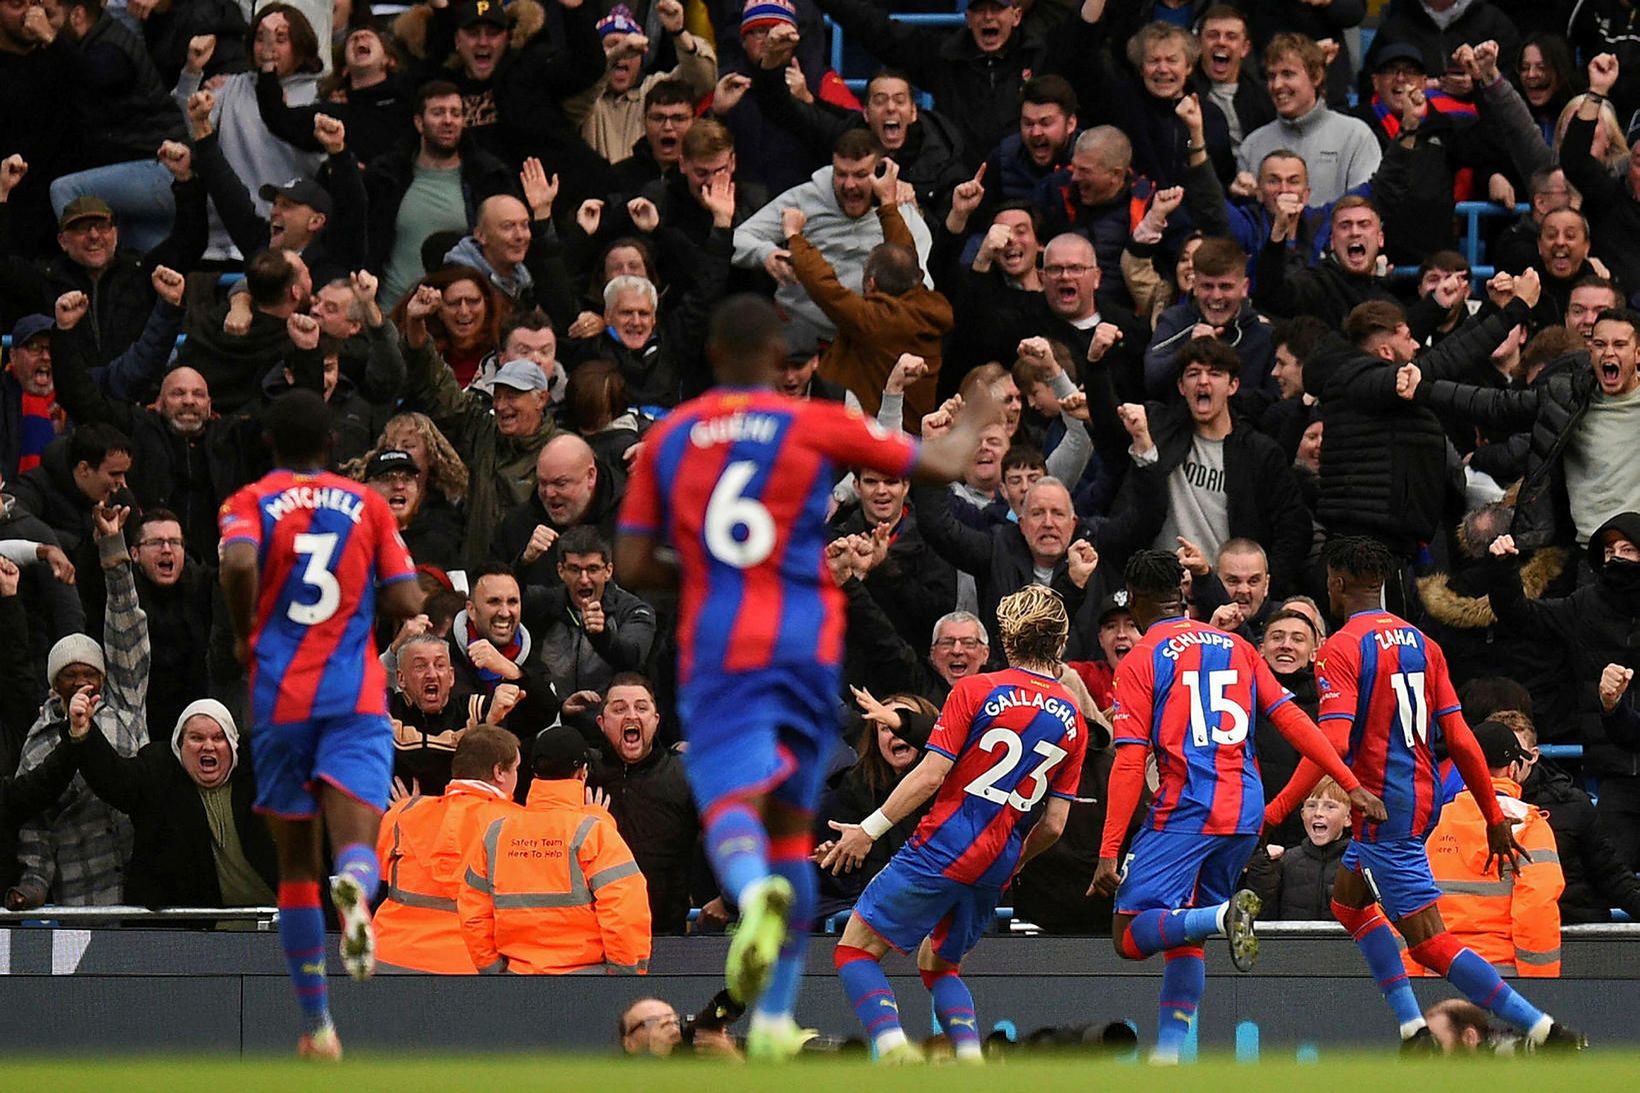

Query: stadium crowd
[3,0,1640,976]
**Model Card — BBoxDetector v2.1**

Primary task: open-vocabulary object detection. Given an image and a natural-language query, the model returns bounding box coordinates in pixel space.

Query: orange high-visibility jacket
[457,777,652,975]
[1408,777,1564,978]
[374,780,519,973]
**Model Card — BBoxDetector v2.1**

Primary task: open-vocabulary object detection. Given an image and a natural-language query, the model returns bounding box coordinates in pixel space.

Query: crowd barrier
[1,923,1636,1053]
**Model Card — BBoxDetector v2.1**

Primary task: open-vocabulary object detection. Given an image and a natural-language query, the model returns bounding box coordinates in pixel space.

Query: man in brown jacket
[783,158,952,426]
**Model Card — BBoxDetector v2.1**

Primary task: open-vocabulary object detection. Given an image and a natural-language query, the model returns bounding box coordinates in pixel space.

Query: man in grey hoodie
[1238,32,1380,206]
[732,128,932,347]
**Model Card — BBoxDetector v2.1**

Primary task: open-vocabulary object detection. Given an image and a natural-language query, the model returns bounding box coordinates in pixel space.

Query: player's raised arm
[820,749,955,874]
[1262,695,1386,823]
[911,384,1004,484]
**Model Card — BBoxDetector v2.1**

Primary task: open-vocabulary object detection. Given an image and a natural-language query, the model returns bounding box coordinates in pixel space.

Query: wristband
[861,809,892,840]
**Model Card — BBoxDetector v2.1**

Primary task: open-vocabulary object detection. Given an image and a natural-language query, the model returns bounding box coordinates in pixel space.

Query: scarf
[1371,92,1479,200]
[465,617,522,688]
[17,392,60,473]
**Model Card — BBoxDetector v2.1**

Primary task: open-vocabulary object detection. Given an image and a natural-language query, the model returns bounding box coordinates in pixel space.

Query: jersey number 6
[963,727,1069,812]
[705,461,775,569]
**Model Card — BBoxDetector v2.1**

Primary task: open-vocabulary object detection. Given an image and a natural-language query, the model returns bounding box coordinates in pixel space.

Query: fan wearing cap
[8,502,150,911]
[456,723,652,975]
[579,0,716,168]
[2,314,65,479]
[1351,41,1544,265]
[402,287,559,569]
[363,448,463,571]
[404,0,611,208]
[810,0,1041,171]
[1404,720,1564,979]
[190,97,366,289]
[0,163,208,362]
[1065,591,1138,710]
[68,697,278,912]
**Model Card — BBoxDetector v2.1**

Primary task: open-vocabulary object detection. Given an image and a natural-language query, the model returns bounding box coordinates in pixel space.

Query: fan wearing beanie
[68,697,278,912]
[7,503,151,911]
[579,0,717,167]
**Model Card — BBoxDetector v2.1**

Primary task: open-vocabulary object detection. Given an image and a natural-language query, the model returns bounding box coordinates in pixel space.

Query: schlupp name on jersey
[1159,629,1235,660]
[262,485,366,524]
[689,412,780,448]
[982,688,1079,736]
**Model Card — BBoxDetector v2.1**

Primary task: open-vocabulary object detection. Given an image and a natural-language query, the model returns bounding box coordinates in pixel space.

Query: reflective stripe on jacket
[1407,777,1564,978]
[374,780,519,974]
[457,777,651,975]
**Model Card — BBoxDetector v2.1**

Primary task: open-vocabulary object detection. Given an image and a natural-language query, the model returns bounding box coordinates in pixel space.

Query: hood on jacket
[1418,546,1567,628]
[445,235,532,298]
[171,698,240,780]
[1589,512,1640,572]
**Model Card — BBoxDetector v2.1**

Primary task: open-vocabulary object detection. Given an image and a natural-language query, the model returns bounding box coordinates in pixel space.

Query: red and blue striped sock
[922,968,981,1059]
[335,842,380,900]
[703,801,769,905]
[753,834,815,1026]
[1333,901,1424,1032]
[277,881,330,1035]
[1155,945,1205,1061]
[835,944,906,1053]
[1412,932,1549,1037]
[1126,904,1223,958]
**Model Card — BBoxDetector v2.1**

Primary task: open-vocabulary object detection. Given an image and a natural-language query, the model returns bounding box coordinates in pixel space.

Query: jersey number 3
[705,461,775,569]
[1182,669,1249,746]
[287,532,341,625]
[963,728,1069,812]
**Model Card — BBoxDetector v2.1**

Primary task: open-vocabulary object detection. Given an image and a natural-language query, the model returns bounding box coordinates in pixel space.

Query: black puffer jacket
[1256,667,1319,849]
[589,744,699,936]
[1304,336,1452,552]
[1419,349,1599,550]
[1520,759,1640,924]
[1245,833,1349,921]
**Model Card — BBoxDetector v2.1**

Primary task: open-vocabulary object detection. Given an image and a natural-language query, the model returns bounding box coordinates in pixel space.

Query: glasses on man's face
[647,111,692,128]
[560,563,609,579]
[933,637,985,650]
[138,537,185,550]
[1043,264,1091,279]
[623,1013,680,1037]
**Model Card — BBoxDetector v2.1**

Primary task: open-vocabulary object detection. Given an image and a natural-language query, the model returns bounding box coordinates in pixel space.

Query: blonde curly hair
[995,585,1070,668]
[343,412,470,504]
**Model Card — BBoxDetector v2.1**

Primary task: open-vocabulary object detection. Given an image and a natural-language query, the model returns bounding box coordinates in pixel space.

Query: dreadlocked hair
[996,585,1070,667]
[1323,536,1398,584]
[1124,549,1185,599]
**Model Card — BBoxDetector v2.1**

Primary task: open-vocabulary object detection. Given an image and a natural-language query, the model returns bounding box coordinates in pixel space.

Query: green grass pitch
[7,1053,1636,1092]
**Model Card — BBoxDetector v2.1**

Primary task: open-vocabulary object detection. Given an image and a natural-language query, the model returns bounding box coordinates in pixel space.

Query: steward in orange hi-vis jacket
[458,725,652,975]
[1407,722,1564,978]
[374,726,523,973]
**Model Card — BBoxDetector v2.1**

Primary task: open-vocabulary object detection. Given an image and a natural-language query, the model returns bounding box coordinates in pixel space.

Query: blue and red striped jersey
[1317,611,1462,842]
[618,389,918,683]
[219,469,416,724]
[1113,617,1293,837]
[906,668,1088,888]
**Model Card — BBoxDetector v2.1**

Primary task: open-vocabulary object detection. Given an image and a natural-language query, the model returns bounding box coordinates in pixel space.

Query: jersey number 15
[1182,669,1249,747]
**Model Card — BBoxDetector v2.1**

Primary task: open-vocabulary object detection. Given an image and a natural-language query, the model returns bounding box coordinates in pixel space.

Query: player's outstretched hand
[1485,818,1531,879]
[1088,855,1120,898]
[821,820,873,874]
[1347,785,1388,824]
